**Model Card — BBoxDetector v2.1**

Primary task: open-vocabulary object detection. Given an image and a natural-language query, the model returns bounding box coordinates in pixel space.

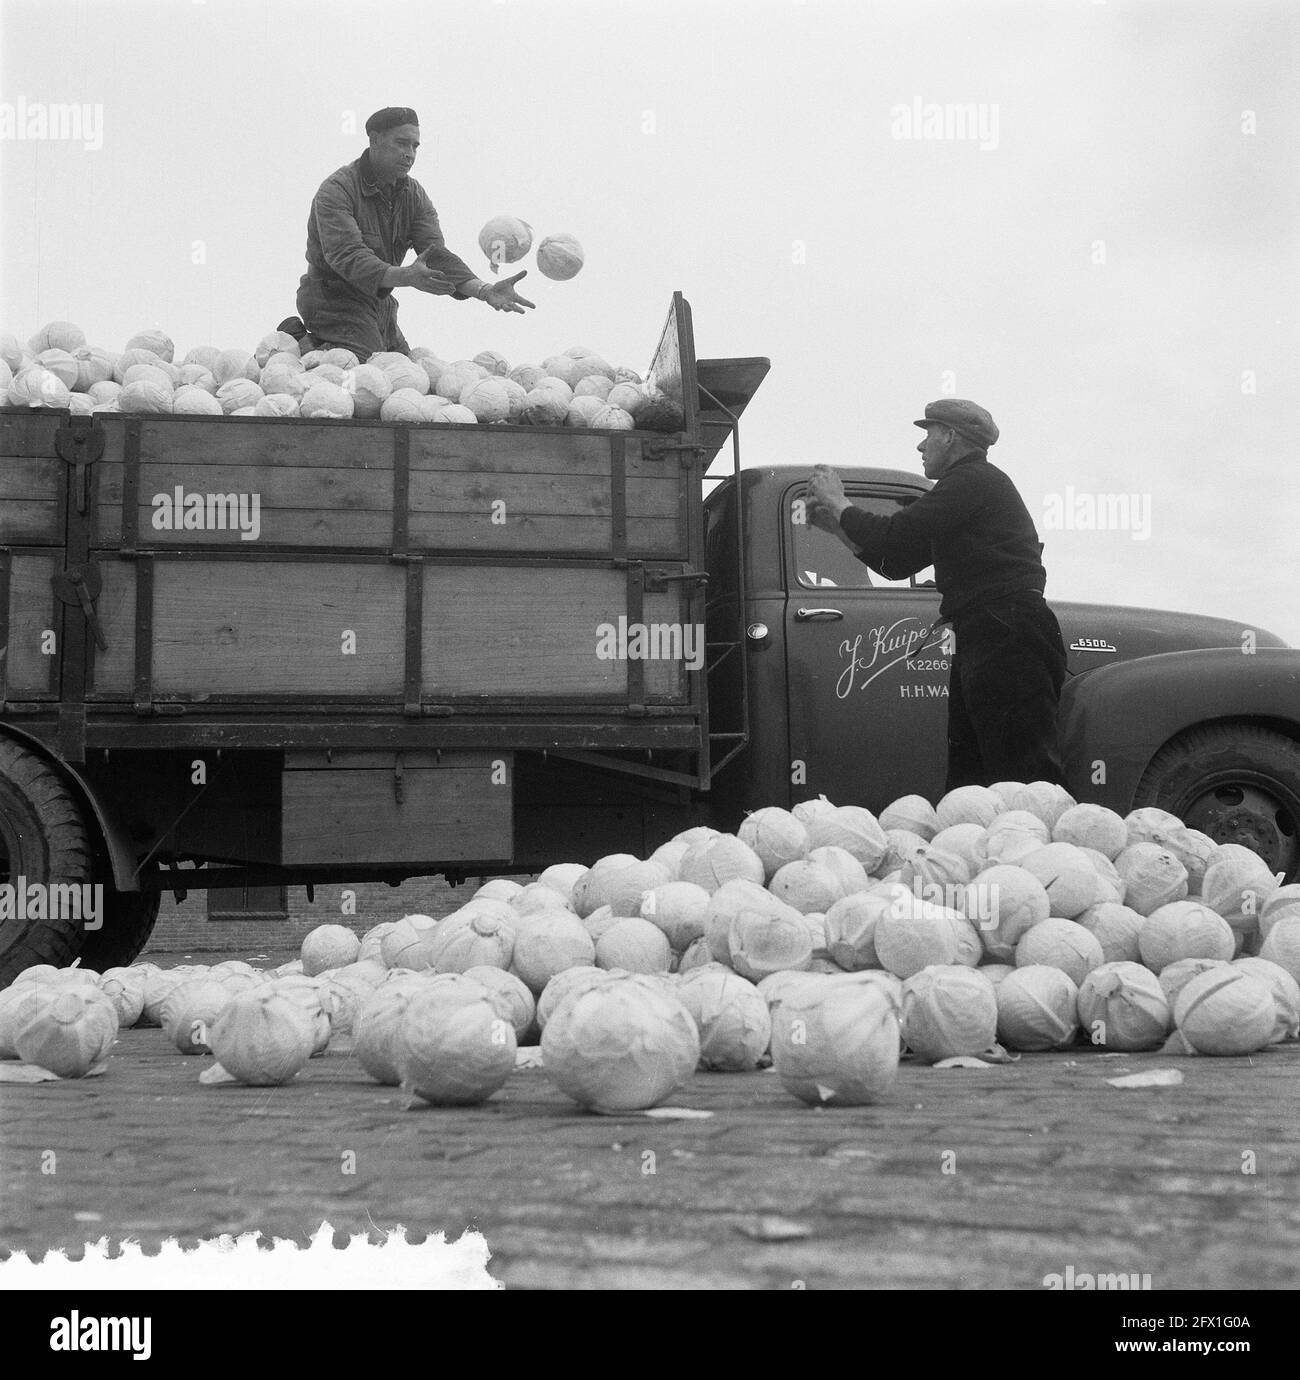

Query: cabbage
[267,974,332,1054]
[72,346,117,391]
[296,924,359,975]
[541,973,699,1111]
[573,375,613,401]
[207,989,316,1085]
[1157,956,1231,1009]
[509,363,545,391]
[791,795,838,824]
[1075,961,1170,1050]
[595,917,673,973]
[967,864,1051,962]
[124,329,174,362]
[640,881,711,951]
[679,834,766,894]
[98,967,147,1028]
[438,403,478,424]
[380,915,439,970]
[1052,803,1127,859]
[1018,842,1102,918]
[901,965,998,1061]
[35,348,80,388]
[1074,901,1144,964]
[300,381,355,418]
[935,785,1005,830]
[1259,917,1300,982]
[1231,957,1300,1043]
[537,233,585,281]
[254,393,299,418]
[30,320,87,354]
[873,890,962,978]
[258,354,305,395]
[1014,917,1104,986]
[930,823,989,874]
[461,377,513,422]
[768,859,846,915]
[1173,967,1277,1055]
[212,349,259,384]
[478,215,534,271]
[510,912,597,994]
[738,806,810,881]
[140,968,192,1027]
[1113,844,1189,916]
[823,891,894,970]
[343,364,392,418]
[676,936,714,973]
[172,385,223,416]
[728,899,813,981]
[396,984,516,1105]
[1079,847,1126,905]
[878,794,940,840]
[520,387,568,425]
[1201,850,1279,945]
[704,878,787,964]
[1123,806,1184,847]
[675,965,771,1070]
[161,978,232,1054]
[358,921,399,966]
[770,979,899,1105]
[1137,900,1235,972]
[12,987,117,1077]
[472,349,511,376]
[427,910,517,973]
[591,404,635,430]
[1009,781,1076,829]
[804,806,889,871]
[571,857,672,917]
[10,366,73,409]
[354,977,431,1084]
[254,331,300,367]
[566,396,605,427]
[995,965,1079,1051]
[463,965,537,1042]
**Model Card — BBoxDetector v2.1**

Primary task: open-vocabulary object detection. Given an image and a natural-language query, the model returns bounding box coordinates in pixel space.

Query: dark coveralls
[838,454,1069,791]
[296,150,477,360]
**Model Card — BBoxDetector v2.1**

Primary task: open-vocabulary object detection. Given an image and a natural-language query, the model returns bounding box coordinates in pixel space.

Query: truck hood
[1052,601,1287,677]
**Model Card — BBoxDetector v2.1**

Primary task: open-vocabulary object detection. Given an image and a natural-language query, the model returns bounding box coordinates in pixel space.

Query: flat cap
[913,398,999,447]
[365,106,419,135]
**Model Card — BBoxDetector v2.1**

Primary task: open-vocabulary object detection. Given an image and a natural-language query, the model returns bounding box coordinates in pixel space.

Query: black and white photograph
[0,0,1296,1327]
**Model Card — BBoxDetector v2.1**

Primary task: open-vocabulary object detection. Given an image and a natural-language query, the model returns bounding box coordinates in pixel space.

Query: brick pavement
[2,993,1297,1289]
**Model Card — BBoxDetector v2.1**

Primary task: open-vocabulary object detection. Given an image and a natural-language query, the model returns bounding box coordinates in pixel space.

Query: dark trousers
[945,593,1069,791]
[295,275,409,362]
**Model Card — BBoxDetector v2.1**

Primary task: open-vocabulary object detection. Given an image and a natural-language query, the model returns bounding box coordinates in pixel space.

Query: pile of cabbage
[0,321,683,431]
[2,783,1296,1111]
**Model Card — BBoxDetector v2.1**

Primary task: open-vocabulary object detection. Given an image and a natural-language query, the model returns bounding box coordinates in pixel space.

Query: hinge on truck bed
[55,416,105,515]
[643,434,710,462]
[643,567,709,593]
[52,561,109,651]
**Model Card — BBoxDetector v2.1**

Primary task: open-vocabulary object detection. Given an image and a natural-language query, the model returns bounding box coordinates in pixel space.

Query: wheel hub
[1181,782,1297,877]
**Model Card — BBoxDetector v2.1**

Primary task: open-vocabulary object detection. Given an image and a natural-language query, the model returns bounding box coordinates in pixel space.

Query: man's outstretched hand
[483,270,536,313]
[405,262,461,295]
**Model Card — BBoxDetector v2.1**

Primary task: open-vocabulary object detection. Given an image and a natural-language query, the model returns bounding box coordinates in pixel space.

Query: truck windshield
[790,491,935,590]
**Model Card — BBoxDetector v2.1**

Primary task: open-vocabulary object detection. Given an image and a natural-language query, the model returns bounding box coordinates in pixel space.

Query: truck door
[782,481,950,812]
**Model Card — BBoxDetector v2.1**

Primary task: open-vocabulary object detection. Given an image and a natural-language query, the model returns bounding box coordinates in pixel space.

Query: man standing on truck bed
[806,399,1069,791]
[280,106,534,360]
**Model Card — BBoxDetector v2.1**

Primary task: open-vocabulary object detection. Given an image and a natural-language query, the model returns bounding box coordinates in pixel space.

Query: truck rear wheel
[0,739,95,987]
[77,890,162,972]
[1132,724,1300,881]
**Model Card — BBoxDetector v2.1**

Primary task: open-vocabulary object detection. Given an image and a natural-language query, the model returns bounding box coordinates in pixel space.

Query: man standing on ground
[806,399,1069,791]
[283,106,534,360]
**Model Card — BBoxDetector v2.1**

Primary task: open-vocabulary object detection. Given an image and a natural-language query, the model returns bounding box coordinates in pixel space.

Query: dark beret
[365,107,419,135]
[913,398,999,447]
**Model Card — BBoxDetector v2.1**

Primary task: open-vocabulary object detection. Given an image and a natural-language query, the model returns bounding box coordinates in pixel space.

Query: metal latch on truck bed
[52,561,109,651]
[643,568,709,593]
[55,416,105,514]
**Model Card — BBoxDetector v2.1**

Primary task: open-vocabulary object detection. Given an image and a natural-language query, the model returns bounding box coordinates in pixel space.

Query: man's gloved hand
[482,270,536,313]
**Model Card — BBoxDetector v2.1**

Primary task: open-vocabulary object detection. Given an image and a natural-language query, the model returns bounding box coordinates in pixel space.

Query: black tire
[1132,724,1300,881]
[0,738,95,988]
[77,889,162,971]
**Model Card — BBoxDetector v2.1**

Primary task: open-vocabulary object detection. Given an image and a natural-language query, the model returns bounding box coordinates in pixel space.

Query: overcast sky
[3,0,1297,641]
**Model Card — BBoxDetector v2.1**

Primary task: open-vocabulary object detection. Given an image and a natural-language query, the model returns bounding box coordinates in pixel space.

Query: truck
[3,292,1299,985]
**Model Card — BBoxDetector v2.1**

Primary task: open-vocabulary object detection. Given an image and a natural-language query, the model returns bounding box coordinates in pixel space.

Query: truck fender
[0,725,142,892]
[1058,647,1300,810]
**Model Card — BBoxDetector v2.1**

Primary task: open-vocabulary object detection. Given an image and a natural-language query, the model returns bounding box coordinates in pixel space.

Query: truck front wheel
[1132,724,1300,881]
[0,739,95,987]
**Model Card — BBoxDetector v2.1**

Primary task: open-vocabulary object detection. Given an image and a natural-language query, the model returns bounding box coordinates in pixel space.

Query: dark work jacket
[839,454,1047,622]
[300,151,476,301]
